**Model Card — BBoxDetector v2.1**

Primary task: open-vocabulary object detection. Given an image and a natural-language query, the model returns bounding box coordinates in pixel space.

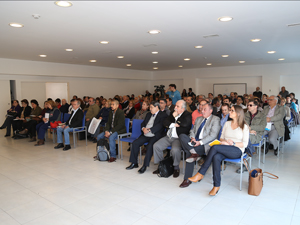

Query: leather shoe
[108,157,116,163]
[153,169,159,174]
[173,169,180,178]
[138,165,147,174]
[126,163,139,170]
[4,134,10,137]
[34,139,44,146]
[54,143,64,149]
[179,179,192,188]
[186,153,200,163]
[274,148,278,156]
[63,145,71,151]
[188,172,204,182]
[209,186,220,196]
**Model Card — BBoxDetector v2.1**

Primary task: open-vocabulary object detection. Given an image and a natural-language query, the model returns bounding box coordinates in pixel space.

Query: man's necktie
[195,119,207,141]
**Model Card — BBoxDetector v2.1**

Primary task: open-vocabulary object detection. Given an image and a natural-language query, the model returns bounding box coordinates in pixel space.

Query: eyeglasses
[247,104,253,107]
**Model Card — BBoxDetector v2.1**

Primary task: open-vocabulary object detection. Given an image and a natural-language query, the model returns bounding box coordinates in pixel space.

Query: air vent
[203,34,219,38]
[143,44,157,47]
[287,23,300,27]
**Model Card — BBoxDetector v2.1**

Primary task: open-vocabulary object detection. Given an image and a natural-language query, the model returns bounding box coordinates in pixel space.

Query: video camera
[154,85,165,98]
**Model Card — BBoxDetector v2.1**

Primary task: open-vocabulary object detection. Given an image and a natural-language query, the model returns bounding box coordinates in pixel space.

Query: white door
[0,80,12,121]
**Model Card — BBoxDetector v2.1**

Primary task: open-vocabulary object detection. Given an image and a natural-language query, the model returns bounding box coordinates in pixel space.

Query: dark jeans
[1,117,14,135]
[129,135,160,167]
[179,134,205,180]
[12,120,24,133]
[199,145,242,187]
[36,122,49,140]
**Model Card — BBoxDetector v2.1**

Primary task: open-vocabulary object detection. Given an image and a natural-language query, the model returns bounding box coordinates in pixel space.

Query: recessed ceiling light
[222,55,229,58]
[184,58,191,61]
[151,51,158,54]
[65,49,73,52]
[239,61,245,63]
[39,55,47,57]
[250,39,261,42]
[153,67,158,70]
[117,56,124,59]
[278,58,285,61]
[89,60,96,62]
[55,1,72,7]
[178,65,183,68]
[153,61,158,64]
[99,41,109,44]
[207,63,212,66]
[218,16,233,22]
[148,30,161,35]
[126,64,131,67]
[267,51,276,54]
[9,23,24,28]
[194,46,203,49]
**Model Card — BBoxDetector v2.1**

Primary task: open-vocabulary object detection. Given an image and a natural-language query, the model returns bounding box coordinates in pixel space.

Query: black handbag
[7,111,18,118]
[157,156,174,178]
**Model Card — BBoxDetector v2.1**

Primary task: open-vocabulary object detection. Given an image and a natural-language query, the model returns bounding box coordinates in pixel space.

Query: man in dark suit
[97,100,126,162]
[54,99,84,151]
[126,101,168,173]
[153,100,192,178]
[179,104,221,188]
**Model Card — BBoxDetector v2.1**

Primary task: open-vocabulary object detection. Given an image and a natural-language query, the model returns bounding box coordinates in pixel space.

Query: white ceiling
[1,1,300,71]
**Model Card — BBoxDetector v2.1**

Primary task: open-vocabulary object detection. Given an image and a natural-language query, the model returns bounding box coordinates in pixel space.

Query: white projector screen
[213,83,247,96]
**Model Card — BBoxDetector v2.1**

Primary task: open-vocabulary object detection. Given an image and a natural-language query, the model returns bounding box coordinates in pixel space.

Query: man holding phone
[178,104,221,188]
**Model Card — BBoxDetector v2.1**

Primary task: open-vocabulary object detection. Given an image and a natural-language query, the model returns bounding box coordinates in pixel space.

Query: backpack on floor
[94,139,110,161]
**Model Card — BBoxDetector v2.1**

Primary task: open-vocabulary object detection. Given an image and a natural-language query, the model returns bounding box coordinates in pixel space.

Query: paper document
[265,122,272,131]
[88,118,102,134]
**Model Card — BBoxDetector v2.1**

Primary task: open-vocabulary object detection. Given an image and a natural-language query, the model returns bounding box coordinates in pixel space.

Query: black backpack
[95,139,110,161]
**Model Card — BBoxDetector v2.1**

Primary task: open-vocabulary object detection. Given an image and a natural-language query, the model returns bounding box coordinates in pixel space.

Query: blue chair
[117,118,131,159]
[264,134,284,158]
[119,119,143,160]
[288,111,295,134]
[221,153,252,191]
[251,136,265,167]
[71,113,87,148]
[63,113,71,123]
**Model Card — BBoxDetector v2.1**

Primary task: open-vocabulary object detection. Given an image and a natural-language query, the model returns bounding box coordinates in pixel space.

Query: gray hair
[270,95,278,103]
[151,101,160,109]
[177,100,187,110]
[207,104,213,111]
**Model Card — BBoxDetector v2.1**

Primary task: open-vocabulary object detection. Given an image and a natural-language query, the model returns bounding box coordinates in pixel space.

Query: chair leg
[239,160,243,191]
[182,150,185,175]
[263,138,266,164]
[258,144,261,168]
[85,130,87,146]
[221,161,224,175]
[139,147,142,164]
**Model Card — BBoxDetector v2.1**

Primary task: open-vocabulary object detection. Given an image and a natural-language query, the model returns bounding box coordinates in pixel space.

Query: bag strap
[263,172,279,179]
[243,158,250,173]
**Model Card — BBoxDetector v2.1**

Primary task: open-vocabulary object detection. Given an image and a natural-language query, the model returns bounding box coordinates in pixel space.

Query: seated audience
[0,100,21,137]
[187,88,195,97]
[280,97,291,121]
[96,100,126,162]
[219,103,232,127]
[35,100,61,146]
[279,86,289,98]
[133,97,141,113]
[166,97,175,112]
[289,92,298,105]
[121,95,129,109]
[286,96,297,112]
[159,98,170,116]
[59,99,70,114]
[11,99,31,136]
[186,96,196,111]
[126,101,168,173]
[235,95,247,109]
[179,104,220,188]
[212,97,221,114]
[153,100,192,178]
[263,95,285,155]
[181,89,187,98]
[123,100,135,119]
[55,98,61,109]
[83,96,89,109]
[54,100,84,151]
[95,98,101,107]
[132,101,150,120]
[230,92,237,104]
[208,93,214,101]
[188,105,249,196]
[253,87,262,99]
[192,99,207,125]
[85,97,100,128]
[223,96,231,107]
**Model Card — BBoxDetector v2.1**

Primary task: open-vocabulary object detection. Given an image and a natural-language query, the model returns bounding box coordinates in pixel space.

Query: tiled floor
[0,128,300,225]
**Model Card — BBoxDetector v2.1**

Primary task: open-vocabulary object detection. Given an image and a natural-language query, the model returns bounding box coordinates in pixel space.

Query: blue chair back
[63,113,71,123]
[218,127,223,140]
[124,118,130,133]
[74,114,86,131]
[131,119,143,139]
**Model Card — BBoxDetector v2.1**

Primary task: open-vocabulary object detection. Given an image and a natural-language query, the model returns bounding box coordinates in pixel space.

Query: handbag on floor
[157,156,174,178]
[244,159,278,196]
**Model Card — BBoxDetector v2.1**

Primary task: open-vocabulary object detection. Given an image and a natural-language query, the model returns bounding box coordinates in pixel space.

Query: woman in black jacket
[0,100,21,137]
[12,99,31,137]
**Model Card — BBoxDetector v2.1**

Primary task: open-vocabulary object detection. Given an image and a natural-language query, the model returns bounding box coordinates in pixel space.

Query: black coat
[18,106,31,118]
[66,109,84,128]
[163,110,192,136]
[141,111,168,138]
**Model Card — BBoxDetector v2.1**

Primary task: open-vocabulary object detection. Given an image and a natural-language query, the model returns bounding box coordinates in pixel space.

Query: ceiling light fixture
[194,46,203,49]
[239,61,245,63]
[153,67,158,70]
[218,16,233,22]
[148,30,161,35]
[9,23,24,28]
[222,55,229,58]
[39,55,47,57]
[151,51,158,54]
[126,64,131,66]
[207,63,212,66]
[184,58,190,61]
[278,58,285,61]
[250,39,261,42]
[89,60,96,62]
[55,1,72,7]
[99,41,109,44]
[178,65,183,68]
[117,56,124,58]
[65,49,73,52]
[153,61,158,64]
[267,51,276,54]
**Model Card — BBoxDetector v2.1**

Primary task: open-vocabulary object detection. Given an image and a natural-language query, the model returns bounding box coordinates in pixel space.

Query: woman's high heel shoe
[209,187,220,196]
[188,172,204,183]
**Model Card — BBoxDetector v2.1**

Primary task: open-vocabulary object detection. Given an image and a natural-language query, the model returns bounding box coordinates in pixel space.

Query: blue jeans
[199,145,242,187]
[57,126,74,145]
[97,131,118,158]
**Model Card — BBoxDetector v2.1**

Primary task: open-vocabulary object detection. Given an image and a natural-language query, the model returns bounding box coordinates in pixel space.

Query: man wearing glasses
[262,96,285,155]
